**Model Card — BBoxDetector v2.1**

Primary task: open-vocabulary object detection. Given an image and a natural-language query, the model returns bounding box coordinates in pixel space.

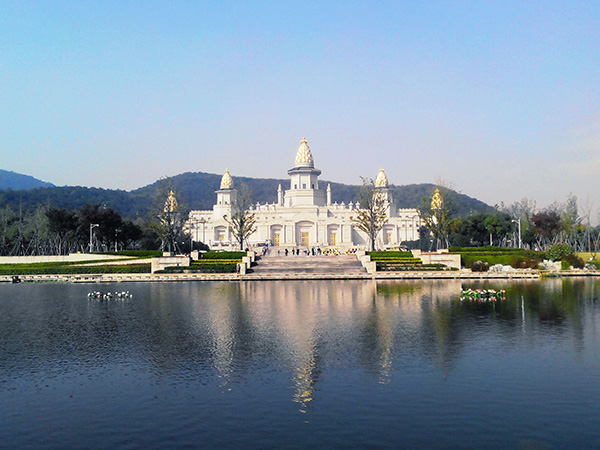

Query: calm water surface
[1,279,599,449]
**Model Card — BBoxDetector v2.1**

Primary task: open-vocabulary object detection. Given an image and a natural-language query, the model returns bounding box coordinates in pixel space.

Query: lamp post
[512,218,522,249]
[89,224,99,253]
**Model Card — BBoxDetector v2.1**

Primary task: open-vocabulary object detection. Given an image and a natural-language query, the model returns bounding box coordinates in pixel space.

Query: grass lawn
[577,252,598,262]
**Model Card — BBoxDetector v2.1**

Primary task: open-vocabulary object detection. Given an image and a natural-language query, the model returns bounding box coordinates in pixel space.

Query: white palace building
[187,138,422,250]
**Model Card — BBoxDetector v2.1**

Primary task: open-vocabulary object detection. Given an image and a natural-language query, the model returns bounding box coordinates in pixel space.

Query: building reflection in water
[1,278,597,417]
[190,280,465,410]
[177,278,599,411]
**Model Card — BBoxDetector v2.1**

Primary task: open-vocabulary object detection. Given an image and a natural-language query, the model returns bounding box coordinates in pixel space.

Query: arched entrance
[270,225,283,246]
[295,221,314,246]
[327,224,339,246]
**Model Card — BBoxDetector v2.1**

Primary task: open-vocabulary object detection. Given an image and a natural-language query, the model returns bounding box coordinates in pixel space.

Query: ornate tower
[431,188,443,210]
[284,138,326,207]
[214,169,237,216]
[374,168,396,216]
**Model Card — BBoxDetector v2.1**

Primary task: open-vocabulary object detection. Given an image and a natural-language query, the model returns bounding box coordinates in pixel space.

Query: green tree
[483,213,513,246]
[78,204,125,252]
[531,211,562,250]
[351,177,389,252]
[46,207,79,255]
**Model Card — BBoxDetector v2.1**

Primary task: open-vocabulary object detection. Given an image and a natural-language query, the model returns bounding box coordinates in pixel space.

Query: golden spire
[375,168,388,187]
[164,190,178,212]
[431,188,443,210]
[220,169,233,189]
[294,137,314,168]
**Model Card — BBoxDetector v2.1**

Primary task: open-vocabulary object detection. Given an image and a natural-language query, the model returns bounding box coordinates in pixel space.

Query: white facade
[188,138,421,250]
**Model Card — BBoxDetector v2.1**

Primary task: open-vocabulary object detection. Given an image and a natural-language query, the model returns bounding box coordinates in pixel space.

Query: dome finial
[220,169,233,189]
[431,188,443,210]
[164,190,178,212]
[375,168,388,187]
[294,137,314,168]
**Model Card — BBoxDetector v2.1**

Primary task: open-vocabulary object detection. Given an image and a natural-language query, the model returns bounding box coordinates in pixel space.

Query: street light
[512,218,522,249]
[89,224,99,253]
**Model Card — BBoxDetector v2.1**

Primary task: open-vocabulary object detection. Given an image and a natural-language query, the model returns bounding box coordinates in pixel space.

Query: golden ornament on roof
[375,168,388,187]
[431,188,443,210]
[220,169,233,189]
[294,137,314,167]
[164,190,178,212]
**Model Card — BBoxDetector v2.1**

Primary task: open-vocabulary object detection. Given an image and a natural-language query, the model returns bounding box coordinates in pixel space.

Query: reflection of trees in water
[2,278,598,403]
[458,279,600,356]
[370,280,465,378]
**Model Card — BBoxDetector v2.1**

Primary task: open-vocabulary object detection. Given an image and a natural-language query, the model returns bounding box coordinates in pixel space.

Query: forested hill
[0,170,495,219]
[0,170,54,190]
[133,172,495,217]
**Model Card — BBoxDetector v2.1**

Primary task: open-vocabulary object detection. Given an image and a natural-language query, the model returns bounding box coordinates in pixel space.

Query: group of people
[257,245,360,257]
[275,247,324,257]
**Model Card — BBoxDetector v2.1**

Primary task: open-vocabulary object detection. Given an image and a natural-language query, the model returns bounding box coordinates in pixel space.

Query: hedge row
[461,254,544,269]
[367,251,413,259]
[0,259,132,270]
[201,252,246,260]
[192,260,241,265]
[377,263,456,272]
[449,246,525,253]
[371,257,423,263]
[0,264,151,275]
[104,250,163,257]
[159,263,237,273]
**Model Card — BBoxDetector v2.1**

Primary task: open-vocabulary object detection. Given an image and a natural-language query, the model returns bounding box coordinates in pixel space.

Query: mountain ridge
[0,169,55,190]
[0,169,495,219]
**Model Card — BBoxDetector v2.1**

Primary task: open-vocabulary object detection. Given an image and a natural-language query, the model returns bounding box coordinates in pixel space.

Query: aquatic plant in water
[460,288,506,302]
[87,291,133,300]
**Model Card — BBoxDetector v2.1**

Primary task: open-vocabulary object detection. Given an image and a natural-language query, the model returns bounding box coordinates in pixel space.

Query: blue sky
[1,1,599,219]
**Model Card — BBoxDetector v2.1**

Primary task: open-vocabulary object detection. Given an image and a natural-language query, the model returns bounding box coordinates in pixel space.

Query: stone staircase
[251,254,366,275]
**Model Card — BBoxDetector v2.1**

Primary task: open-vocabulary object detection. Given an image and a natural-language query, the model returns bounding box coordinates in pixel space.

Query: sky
[1,1,599,220]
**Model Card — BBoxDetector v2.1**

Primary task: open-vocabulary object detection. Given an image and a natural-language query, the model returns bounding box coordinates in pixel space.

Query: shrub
[509,255,542,269]
[562,254,585,269]
[471,261,490,272]
[546,243,574,261]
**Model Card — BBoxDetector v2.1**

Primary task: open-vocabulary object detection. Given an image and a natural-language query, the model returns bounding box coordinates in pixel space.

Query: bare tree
[351,177,389,252]
[224,182,257,251]
[418,181,456,250]
[149,178,188,253]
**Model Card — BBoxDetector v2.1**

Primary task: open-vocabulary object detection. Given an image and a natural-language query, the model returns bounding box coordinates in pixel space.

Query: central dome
[294,137,314,168]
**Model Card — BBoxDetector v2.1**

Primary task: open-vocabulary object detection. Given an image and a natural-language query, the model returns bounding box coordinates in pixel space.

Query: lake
[1,278,599,449]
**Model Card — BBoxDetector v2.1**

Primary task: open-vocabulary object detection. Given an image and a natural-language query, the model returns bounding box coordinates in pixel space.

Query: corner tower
[284,138,326,207]
[214,169,237,216]
[375,168,396,217]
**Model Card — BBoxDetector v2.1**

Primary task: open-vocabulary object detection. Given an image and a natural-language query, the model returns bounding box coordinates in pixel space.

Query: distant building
[187,138,421,250]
